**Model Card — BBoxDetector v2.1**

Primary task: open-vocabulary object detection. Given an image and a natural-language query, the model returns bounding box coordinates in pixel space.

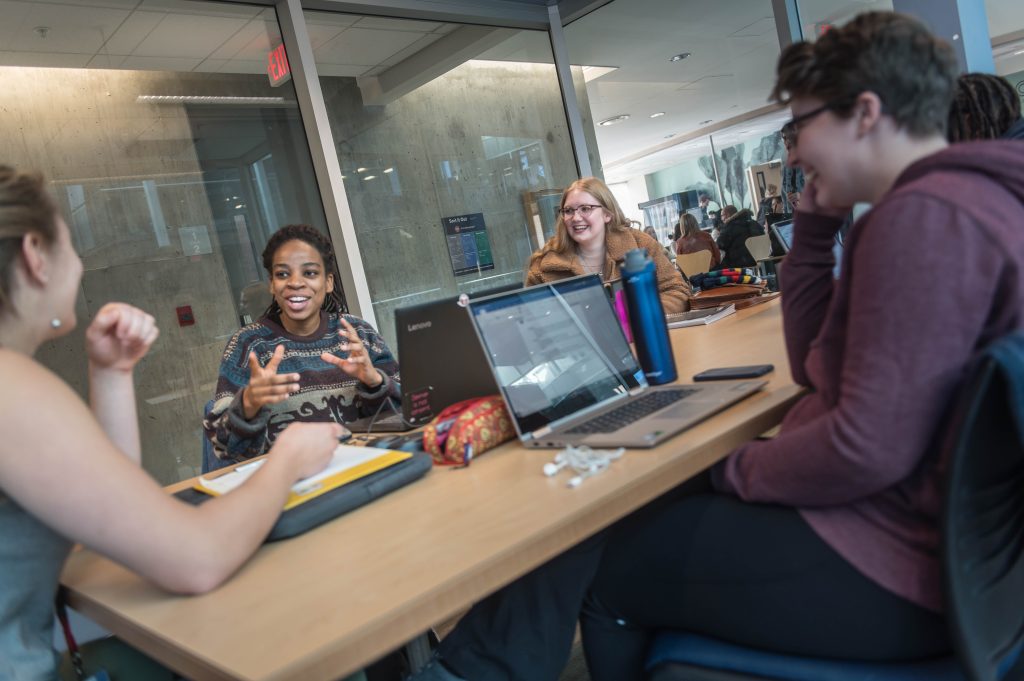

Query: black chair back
[943,334,1024,681]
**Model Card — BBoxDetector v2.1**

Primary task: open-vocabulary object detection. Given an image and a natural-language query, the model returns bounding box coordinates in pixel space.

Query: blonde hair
[528,177,631,267]
[0,166,59,316]
[679,212,700,239]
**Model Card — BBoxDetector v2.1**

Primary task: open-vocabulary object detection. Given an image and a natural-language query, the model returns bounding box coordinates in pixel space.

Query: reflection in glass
[305,10,579,350]
[0,1,327,483]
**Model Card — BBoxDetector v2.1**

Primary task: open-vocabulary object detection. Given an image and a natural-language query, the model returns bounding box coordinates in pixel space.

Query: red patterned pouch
[422,395,515,466]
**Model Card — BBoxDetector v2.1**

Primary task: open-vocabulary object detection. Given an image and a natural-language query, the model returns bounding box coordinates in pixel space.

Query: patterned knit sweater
[204,311,400,463]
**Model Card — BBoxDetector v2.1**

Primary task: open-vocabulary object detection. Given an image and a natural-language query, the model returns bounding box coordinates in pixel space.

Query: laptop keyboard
[564,388,698,434]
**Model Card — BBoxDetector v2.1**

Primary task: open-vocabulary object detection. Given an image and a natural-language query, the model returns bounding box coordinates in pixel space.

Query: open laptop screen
[771,220,794,252]
[468,275,645,436]
[771,218,844,278]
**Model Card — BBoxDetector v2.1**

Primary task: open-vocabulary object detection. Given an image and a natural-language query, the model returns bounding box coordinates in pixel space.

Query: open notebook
[195,445,411,511]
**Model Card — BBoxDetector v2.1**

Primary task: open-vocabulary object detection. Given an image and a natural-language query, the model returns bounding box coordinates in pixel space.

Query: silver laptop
[466,274,765,448]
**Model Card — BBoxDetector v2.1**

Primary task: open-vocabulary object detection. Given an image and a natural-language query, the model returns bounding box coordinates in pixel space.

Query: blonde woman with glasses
[525,177,691,312]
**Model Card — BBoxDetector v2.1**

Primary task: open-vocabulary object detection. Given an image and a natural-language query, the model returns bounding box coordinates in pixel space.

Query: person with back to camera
[525,176,691,313]
[715,203,764,269]
[204,224,400,466]
[674,211,721,270]
[948,72,1024,142]
[408,12,1024,681]
[0,166,346,680]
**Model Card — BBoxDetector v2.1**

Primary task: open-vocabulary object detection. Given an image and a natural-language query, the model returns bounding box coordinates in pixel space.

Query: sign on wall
[267,44,291,87]
[442,213,494,277]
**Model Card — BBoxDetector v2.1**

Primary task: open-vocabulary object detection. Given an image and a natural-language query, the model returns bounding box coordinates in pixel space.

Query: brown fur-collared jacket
[525,227,691,313]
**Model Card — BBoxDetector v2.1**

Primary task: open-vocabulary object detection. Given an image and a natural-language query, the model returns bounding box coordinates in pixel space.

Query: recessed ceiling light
[669,52,691,62]
[598,114,630,126]
[383,167,394,173]
[650,112,666,118]
[699,119,713,125]
[356,167,367,172]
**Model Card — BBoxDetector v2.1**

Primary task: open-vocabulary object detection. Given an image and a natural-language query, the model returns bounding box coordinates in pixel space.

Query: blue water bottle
[621,248,677,385]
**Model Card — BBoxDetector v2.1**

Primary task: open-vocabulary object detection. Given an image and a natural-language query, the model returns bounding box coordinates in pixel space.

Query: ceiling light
[650,112,666,118]
[383,167,394,173]
[363,175,376,180]
[598,114,630,126]
[136,95,287,105]
[669,52,691,62]
[356,167,367,172]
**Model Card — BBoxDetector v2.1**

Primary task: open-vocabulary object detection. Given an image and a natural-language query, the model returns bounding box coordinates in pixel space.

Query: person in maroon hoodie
[409,12,1024,681]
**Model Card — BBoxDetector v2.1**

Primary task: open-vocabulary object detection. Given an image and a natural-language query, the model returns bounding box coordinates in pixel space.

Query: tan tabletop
[61,299,803,681]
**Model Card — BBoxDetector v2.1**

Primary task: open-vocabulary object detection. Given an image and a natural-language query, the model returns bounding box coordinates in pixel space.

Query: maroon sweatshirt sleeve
[713,195,1001,506]
[779,211,844,386]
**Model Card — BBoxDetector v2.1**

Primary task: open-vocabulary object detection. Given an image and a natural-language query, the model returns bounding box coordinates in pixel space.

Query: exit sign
[267,44,291,87]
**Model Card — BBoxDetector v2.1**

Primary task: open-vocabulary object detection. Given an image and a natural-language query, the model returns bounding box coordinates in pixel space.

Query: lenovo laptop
[346,283,521,433]
[466,274,765,449]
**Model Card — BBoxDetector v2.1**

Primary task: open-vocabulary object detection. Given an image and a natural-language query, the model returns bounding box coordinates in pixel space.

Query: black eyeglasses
[559,204,602,219]
[780,97,855,148]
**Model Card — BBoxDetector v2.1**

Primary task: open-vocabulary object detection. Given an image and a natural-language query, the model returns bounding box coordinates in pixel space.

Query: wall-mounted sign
[179,224,212,256]
[267,44,291,87]
[442,213,494,277]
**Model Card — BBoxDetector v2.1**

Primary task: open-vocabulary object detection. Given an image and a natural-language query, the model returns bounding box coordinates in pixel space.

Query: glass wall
[0,0,326,483]
[562,0,786,246]
[988,0,1024,92]
[303,11,580,349]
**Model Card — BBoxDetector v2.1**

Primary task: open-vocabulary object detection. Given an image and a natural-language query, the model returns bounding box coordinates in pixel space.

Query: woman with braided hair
[204,224,400,465]
[948,72,1024,141]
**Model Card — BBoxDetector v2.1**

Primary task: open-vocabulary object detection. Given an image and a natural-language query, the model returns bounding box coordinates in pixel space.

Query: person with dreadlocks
[204,224,400,465]
[948,72,1024,142]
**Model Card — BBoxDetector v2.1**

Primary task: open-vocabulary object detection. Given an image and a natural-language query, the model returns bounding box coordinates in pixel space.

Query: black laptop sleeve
[173,452,433,541]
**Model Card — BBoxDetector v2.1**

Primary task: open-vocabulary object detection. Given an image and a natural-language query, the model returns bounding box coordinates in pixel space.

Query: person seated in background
[409,12,1024,681]
[0,166,344,680]
[525,176,691,313]
[948,72,1024,142]
[780,125,805,212]
[697,191,720,229]
[755,183,781,224]
[204,224,400,465]
[674,211,721,270]
[715,204,764,269]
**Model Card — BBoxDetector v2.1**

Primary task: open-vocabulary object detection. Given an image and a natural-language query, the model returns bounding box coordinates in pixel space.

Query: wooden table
[61,299,803,681]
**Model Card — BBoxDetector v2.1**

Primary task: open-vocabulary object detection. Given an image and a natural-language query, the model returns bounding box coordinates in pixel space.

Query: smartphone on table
[692,364,774,381]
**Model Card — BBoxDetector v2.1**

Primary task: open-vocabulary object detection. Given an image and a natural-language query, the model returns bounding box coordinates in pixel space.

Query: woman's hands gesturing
[242,345,300,420]
[320,317,382,388]
[85,303,159,372]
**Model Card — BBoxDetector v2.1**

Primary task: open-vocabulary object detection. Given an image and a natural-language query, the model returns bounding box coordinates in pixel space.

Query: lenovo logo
[407,321,432,332]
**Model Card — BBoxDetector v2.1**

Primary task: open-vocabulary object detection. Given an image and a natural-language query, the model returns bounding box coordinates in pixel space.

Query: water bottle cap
[622,248,649,272]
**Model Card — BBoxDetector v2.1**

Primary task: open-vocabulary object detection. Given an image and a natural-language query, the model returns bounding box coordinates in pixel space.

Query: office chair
[677,251,713,278]
[646,331,1024,681]
[200,399,231,474]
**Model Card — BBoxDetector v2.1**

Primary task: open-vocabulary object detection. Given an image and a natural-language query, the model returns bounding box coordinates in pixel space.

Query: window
[0,0,327,482]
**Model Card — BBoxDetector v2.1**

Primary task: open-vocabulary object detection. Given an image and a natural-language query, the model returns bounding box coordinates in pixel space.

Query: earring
[50,318,62,329]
